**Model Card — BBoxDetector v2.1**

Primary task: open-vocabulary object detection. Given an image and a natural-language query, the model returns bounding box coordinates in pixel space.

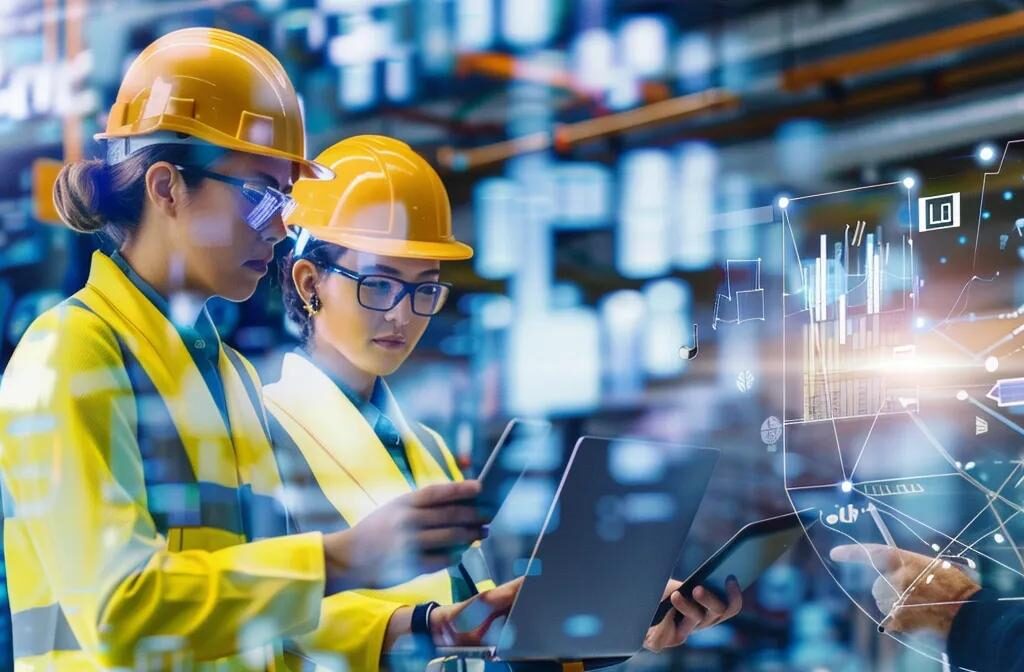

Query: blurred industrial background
[5,0,1024,669]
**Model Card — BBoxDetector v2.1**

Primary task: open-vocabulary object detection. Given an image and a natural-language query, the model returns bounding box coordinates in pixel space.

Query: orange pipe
[457,52,577,91]
[456,52,672,104]
[782,10,1024,91]
[438,89,738,171]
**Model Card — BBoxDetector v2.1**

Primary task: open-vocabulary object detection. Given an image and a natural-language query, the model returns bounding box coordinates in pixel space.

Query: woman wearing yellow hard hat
[267,134,745,669]
[0,29,485,670]
[265,135,520,670]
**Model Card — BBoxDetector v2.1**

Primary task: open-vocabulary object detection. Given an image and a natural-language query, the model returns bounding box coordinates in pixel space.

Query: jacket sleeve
[288,591,404,671]
[947,589,1024,672]
[0,306,326,666]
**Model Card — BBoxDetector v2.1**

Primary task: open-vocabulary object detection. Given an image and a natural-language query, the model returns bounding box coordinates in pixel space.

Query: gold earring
[304,293,322,317]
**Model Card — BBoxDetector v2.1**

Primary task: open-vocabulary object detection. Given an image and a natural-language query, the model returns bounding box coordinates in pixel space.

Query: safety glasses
[315,261,452,316]
[175,165,295,232]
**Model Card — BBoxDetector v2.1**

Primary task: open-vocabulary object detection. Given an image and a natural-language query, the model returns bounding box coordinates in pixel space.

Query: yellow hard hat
[95,27,332,179]
[286,135,473,260]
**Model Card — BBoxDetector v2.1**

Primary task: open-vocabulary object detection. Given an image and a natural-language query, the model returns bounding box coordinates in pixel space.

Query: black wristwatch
[411,601,441,636]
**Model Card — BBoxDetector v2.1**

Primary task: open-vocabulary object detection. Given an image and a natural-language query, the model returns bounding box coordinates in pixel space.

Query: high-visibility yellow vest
[0,252,327,670]
[264,352,494,672]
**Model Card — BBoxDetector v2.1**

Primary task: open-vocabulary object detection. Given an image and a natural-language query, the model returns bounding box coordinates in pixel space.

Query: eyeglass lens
[357,276,449,315]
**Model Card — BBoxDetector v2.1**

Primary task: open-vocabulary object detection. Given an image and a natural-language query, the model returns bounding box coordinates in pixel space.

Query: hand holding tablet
[651,510,815,625]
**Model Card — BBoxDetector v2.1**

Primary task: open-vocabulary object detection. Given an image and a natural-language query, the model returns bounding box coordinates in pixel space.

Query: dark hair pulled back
[53,143,226,245]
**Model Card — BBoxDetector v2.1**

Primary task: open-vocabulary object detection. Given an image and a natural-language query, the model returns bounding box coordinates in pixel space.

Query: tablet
[476,418,552,515]
[650,509,815,624]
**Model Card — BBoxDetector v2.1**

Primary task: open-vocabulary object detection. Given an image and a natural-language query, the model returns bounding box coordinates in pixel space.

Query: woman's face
[173,152,293,302]
[306,249,441,377]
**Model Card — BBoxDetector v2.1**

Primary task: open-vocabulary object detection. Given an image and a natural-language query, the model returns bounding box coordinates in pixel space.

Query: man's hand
[830,544,981,636]
[644,578,743,653]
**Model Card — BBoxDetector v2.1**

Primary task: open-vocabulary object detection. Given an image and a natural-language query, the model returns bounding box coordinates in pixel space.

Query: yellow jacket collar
[264,353,451,508]
[81,251,274,489]
[86,251,224,353]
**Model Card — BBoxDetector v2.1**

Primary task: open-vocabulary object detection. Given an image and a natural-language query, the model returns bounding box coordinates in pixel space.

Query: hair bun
[53,159,109,234]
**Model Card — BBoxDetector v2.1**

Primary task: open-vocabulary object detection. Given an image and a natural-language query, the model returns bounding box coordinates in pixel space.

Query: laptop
[440,435,720,664]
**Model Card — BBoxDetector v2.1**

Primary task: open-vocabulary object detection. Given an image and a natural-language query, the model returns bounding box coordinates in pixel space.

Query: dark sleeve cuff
[948,589,992,668]
[947,589,1024,672]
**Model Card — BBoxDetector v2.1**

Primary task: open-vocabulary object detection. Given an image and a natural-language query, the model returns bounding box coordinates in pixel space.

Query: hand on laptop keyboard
[431,577,525,646]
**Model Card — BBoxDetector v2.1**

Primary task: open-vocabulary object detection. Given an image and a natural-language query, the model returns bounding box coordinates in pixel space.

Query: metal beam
[782,10,1024,91]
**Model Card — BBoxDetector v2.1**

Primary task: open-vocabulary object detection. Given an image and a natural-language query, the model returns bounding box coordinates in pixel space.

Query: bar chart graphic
[782,187,917,426]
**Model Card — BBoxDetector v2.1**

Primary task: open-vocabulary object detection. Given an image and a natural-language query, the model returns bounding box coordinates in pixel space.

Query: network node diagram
[781,152,1024,669]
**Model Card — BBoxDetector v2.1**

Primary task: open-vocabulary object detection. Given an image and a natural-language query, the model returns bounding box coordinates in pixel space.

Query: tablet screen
[688,521,806,593]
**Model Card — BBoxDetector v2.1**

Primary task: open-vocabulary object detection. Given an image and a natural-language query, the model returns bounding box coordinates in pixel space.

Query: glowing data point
[986,356,999,373]
[956,390,969,401]
[777,196,790,210]
[977,144,997,164]
[841,480,853,493]
[902,176,916,189]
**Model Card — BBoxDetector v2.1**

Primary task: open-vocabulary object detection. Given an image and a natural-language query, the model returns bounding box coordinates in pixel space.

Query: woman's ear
[144,162,184,219]
[292,258,320,304]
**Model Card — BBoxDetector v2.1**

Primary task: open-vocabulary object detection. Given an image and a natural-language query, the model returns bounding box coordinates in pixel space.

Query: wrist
[947,584,983,621]
[429,603,456,645]
[412,601,442,639]
[322,530,362,591]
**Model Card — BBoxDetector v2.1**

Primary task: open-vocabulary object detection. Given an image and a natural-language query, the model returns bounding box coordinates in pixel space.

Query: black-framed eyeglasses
[315,261,452,316]
[174,165,295,233]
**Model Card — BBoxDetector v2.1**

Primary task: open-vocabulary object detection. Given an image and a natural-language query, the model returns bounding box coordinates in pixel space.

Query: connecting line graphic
[955,509,1023,567]
[977,321,1024,358]
[932,328,981,362]
[940,275,998,328]
[888,464,1024,623]
[788,181,903,203]
[847,398,890,481]
[903,409,1024,516]
[988,501,1024,570]
[785,495,979,672]
[786,481,847,492]
[888,458,1024,602]
[865,492,1024,583]
[783,210,804,295]
[812,404,1024,629]
[783,172,1024,671]
[970,141,1024,273]
[941,307,1023,327]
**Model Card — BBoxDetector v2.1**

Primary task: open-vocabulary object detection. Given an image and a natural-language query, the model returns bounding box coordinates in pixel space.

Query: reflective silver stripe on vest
[11,603,81,658]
